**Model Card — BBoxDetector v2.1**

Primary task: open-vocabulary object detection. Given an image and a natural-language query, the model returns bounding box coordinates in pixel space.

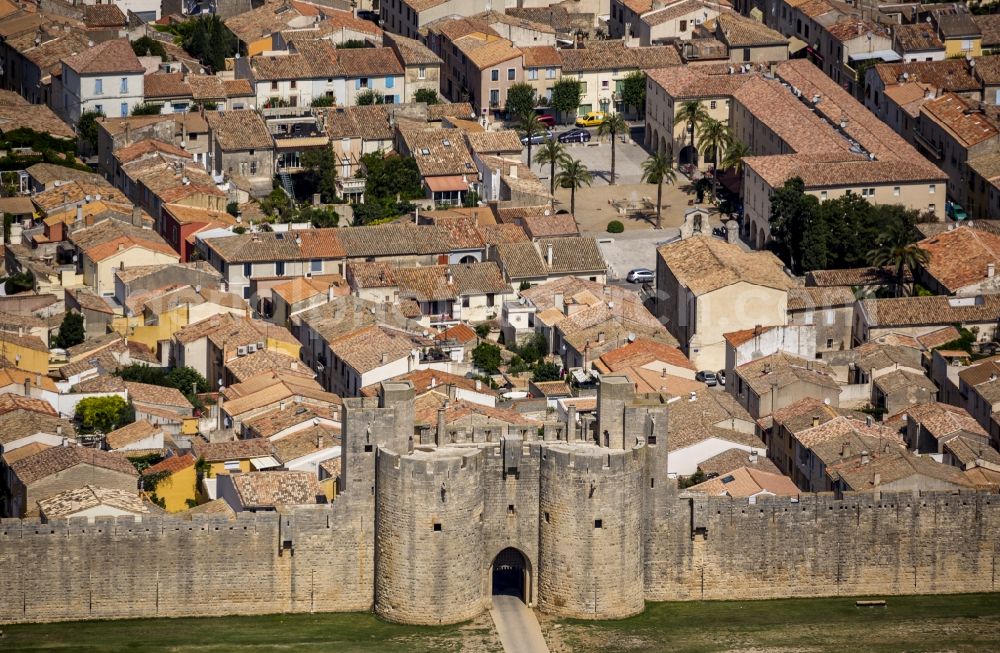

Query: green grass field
[3,593,999,653]
[551,593,1000,653]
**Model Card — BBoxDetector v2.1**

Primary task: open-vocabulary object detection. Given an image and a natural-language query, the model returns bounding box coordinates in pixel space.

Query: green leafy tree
[551,79,581,124]
[361,152,422,200]
[299,147,338,203]
[56,312,85,349]
[131,36,167,61]
[180,15,238,73]
[225,201,239,217]
[472,342,503,374]
[519,112,546,168]
[513,332,548,364]
[297,205,340,228]
[131,103,163,116]
[697,118,732,200]
[535,138,569,197]
[76,395,132,434]
[4,270,33,294]
[337,39,368,49]
[531,361,561,382]
[77,109,104,151]
[621,71,647,117]
[768,178,819,273]
[607,220,624,233]
[868,239,930,298]
[597,112,629,185]
[261,188,294,221]
[555,157,592,218]
[675,100,709,153]
[474,323,491,338]
[414,88,439,105]
[641,149,676,230]
[505,83,536,118]
[356,89,385,105]
[310,95,336,107]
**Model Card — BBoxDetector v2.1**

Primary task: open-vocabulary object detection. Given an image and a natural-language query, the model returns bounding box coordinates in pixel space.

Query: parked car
[626,268,654,284]
[575,111,606,127]
[712,225,728,239]
[696,370,718,386]
[946,201,968,221]
[558,128,592,143]
[521,130,553,145]
[357,10,379,22]
[536,114,556,127]
[716,370,726,386]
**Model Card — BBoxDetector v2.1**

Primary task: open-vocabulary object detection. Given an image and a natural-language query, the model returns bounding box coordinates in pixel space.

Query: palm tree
[519,111,546,168]
[675,100,709,159]
[697,119,732,202]
[641,148,677,230]
[597,112,629,185]
[535,138,569,197]
[867,241,930,298]
[720,140,750,177]
[555,157,592,217]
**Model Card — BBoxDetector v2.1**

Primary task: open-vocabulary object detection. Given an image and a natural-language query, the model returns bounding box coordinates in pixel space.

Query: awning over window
[788,37,808,54]
[426,175,468,192]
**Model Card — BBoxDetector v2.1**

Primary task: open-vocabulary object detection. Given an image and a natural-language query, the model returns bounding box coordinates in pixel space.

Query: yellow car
[575,111,606,127]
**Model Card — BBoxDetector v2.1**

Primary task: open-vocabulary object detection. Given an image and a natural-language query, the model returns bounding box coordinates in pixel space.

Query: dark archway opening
[492,547,528,602]
[678,144,699,167]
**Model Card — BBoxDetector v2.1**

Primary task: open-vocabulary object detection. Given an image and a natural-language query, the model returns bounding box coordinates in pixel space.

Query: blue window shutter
[355,78,361,90]
[386,76,394,89]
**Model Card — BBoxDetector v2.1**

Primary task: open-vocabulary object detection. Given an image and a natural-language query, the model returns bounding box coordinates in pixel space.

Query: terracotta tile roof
[454,33,521,69]
[772,396,862,434]
[337,222,451,258]
[206,109,273,151]
[787,286,856,311]
[38,484,148,519]
[427,102,475,121]
[329,325,431,374]
[414,395,538,427]
[916,326,961,350]
[347,261,396,289]
[192,437,275,462]
[271,424,339,463]
[687,466,799,497]
[874,59,979,93]
[115,138,191,164]
[714,12,786,47]
[495,241,545,279]
[335,46,404,77]
[144,72,192,100]
[125,381,192,410]
[229,470,323,507]
[643,0,712,27]
[11,445,137,486]
[271,276,327,305]
[666,389,761,450]
[934,8,980,39]
[83,4,126,27]
[466,130,523,155]
[142,452,196,477]
[826,17,888,42]
[62,39,144,75]
[520,45,561,68]
[905,401,986,441]
[385,33,441,65]
[828,447,972,490]
[399,124,477,177]
[0,366,57,391]
[428,216,487,250]
[0,410,73,445]
[226,349,313,384]
[105,420,163,450]
[894,22,944,52]
[479,223,529,245]
[598,338,694,372]
[560,41,680,73]
[944,435,1000,467]
[0,104,74,139]
[860,294,1000,328]
[658,235,794,296]
[225,0,303,43]
[243,401,337,438]
[0,89,27,106]
[697,448,781,477]
[324,104,393,141]
[394,262,508,301]
[538,237,605,274]
[0,393,58,418]
[917,226,1000,293]
[3,441,53,466]
[975,14,1000,47]
[806,266,903,287]
[735,352,840,395]
[921,93,998,149]
[436,323,478,345]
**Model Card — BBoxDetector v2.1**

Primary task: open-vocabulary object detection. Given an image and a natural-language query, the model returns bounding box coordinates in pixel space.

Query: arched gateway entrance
[491,548,530,603]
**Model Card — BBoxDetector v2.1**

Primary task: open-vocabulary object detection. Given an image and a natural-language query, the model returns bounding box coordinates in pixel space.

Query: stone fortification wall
[0,502,373,624]
[644,489,1000,601]
[538,443,646,619]
[374,447,487,625]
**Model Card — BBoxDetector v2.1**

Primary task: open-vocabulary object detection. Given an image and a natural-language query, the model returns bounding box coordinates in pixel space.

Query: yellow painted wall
[944,37,981,58]
[150,464,197,513]
[0,340,49,375]
[267,336,301,359]
[205,459,252,478]
[247,36,272,57]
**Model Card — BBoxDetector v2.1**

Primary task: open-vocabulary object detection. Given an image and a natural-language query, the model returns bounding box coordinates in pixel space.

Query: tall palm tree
[555,157,592,217]
[641,148,677,230]
[697,119,732,202]
[720,140,750,177]
[675,100,709,160]
[867,241,930,298]
[535,138,569,197]
[519,111,546,168]
[597,112,629,185]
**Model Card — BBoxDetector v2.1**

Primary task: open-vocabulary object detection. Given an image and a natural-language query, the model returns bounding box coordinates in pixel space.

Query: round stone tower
[537,442,645,619]
[374,446,487,625]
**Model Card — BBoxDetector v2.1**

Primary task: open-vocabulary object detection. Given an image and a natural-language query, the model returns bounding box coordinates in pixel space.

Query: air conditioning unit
[237,345,248,356]
[248,343,257,353]
[315,362,325,371]
[257,341,265,350]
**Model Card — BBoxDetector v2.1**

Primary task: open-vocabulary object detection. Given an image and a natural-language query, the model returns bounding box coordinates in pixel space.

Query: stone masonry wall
[645,489,1000,601]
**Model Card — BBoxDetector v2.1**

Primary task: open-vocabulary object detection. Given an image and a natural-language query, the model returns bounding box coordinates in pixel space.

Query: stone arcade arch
[491,547,531,603]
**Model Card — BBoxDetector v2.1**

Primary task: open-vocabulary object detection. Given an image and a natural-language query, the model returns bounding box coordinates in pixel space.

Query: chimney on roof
[861,450,870,464]
[812,415,820,427]
[76,204,83,224]
[841,442,851,457]
[132,204,142,227]
[23,376,30,397]
[989,263,995,278]
[865,415,873,427]
[381,352,389,364]
[431,375,437,388]
[749,450,758,464]
[873,472,881,486]
[688,391,696,402]
[553,292,564,312]
[546,242,553,266]
[510,163,517,179]
[475,378,482,391]
[446,268,453,285]
[598,331,605,342]
[436,405,447,447]
[317,432,324,449]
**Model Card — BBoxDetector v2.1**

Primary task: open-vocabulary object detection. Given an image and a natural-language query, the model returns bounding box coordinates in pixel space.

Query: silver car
[626,268,654,284]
